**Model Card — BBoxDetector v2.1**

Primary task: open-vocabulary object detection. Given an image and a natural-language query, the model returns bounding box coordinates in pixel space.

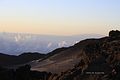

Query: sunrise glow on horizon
[0,0,120,36]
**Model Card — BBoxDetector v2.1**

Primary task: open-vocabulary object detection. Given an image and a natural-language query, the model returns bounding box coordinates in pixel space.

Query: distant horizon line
[0,31,105,37]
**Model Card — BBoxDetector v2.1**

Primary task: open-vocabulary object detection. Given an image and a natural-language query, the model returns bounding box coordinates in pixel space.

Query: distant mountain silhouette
[0,52,45,66]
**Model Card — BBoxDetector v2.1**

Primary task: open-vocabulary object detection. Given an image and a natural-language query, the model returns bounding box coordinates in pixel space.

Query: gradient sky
[0,0,120,35]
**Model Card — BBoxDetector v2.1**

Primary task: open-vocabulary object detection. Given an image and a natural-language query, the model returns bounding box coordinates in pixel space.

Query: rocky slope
[31,30,120,80]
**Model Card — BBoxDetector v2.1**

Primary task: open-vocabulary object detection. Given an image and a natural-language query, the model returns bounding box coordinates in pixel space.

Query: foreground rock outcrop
[34,30,120,80]
[46,30,120,80]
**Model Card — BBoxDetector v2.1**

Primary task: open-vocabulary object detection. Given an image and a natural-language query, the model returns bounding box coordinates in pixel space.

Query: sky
[0,0,120,36]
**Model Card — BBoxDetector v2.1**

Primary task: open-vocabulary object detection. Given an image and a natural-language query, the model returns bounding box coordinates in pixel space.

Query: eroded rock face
[36,30,120,80]
[30,30,120,80]
[47,30,120,80]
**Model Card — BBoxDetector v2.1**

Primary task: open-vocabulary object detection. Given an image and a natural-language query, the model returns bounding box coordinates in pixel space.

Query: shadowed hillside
[0,52,45,66]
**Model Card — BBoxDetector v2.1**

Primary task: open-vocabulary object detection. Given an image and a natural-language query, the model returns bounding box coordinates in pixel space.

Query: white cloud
[47,42,52,48]
[58,41,67,47]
